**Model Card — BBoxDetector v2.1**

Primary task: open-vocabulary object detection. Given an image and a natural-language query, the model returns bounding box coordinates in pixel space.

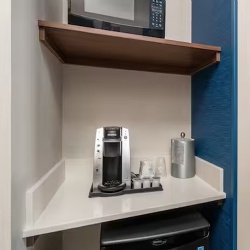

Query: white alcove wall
[238,0,250,249]
[11,0,191,249]
[62,66,191,159]
[11,0,65,250]
[0,1,11,250]
[62,1,192,249]
[62,0,192,160]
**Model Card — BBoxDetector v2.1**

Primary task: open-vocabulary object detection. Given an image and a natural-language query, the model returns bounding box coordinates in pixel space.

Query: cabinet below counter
[23,159,226,238]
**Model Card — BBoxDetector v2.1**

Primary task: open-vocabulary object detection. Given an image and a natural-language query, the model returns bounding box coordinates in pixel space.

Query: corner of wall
[0,1,11,250]
[11,0,64,249]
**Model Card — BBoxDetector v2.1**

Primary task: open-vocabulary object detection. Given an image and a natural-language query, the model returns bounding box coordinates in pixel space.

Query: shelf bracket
[217,200,225,207]
[26,236,39,247]
[39,27,66,64]
[191,52,221,75]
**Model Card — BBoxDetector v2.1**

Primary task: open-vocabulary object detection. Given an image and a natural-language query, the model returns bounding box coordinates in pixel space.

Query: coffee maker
[92,127,131,193]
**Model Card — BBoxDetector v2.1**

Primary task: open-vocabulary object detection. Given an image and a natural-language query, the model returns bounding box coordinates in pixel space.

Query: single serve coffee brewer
[89,126,163,198]
[92,127,131,194]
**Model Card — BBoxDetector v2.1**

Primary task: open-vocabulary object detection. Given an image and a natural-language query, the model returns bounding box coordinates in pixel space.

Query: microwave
[68,0,166,38]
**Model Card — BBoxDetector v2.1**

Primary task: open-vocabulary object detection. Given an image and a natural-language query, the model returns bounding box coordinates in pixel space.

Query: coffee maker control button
[97,150,100,153]
[97,144,100,147]
[124,136,127,139]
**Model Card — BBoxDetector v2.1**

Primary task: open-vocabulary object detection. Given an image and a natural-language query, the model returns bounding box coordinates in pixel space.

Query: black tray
[89,184,163,198]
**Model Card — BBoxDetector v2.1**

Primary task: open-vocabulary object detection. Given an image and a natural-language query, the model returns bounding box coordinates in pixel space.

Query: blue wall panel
[192,0,237,249]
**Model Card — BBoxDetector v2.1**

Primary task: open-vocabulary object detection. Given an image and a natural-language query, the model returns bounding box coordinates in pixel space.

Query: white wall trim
[196,157,224,192]
[238,0,250,248]
[62,0,68,24]
[0,0,11,249]
[166,0,192,42]
[26,159,66,227]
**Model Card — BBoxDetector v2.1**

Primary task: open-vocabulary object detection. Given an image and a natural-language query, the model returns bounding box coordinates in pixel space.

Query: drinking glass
[139,160,154,179]
[155,157,167,177]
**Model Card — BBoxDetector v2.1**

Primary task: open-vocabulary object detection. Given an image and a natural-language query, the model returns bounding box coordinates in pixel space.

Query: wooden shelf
[39,20,221,75]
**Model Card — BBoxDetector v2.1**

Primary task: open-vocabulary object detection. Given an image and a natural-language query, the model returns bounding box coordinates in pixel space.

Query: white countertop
[23,159,226,238]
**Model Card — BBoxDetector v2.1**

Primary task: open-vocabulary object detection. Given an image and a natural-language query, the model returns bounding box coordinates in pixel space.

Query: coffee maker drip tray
[89,183,163,198]
[98,181,126,193]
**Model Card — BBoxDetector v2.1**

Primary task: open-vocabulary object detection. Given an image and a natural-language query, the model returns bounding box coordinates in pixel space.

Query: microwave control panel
[150,0,165,29]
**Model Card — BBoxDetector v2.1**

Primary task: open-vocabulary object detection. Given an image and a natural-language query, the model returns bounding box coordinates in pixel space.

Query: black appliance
[68,0,166,38]
[101,212,210,250]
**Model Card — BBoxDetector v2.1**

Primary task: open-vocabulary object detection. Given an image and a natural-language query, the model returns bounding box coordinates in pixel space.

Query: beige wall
[8,1,191,249]
[11,0,64,249]
[238,0,250,249]
[63,0,192,161]
[63,66,191,159]
[30,232,63,250]
[0,1,11,250]
[166,0,191,42]
[63,225,101,250]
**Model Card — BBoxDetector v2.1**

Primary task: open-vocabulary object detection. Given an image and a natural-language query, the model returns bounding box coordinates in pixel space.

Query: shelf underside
[39,20,221,75]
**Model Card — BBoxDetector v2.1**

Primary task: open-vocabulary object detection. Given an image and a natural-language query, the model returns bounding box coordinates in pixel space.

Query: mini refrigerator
[101,212,209,250]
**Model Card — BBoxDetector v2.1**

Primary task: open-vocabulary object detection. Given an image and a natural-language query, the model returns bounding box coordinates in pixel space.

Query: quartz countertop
[23,159,226,238]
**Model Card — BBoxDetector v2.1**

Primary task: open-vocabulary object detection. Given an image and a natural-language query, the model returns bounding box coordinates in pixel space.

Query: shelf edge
[38,20,221,53]
[38,20,222,75]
